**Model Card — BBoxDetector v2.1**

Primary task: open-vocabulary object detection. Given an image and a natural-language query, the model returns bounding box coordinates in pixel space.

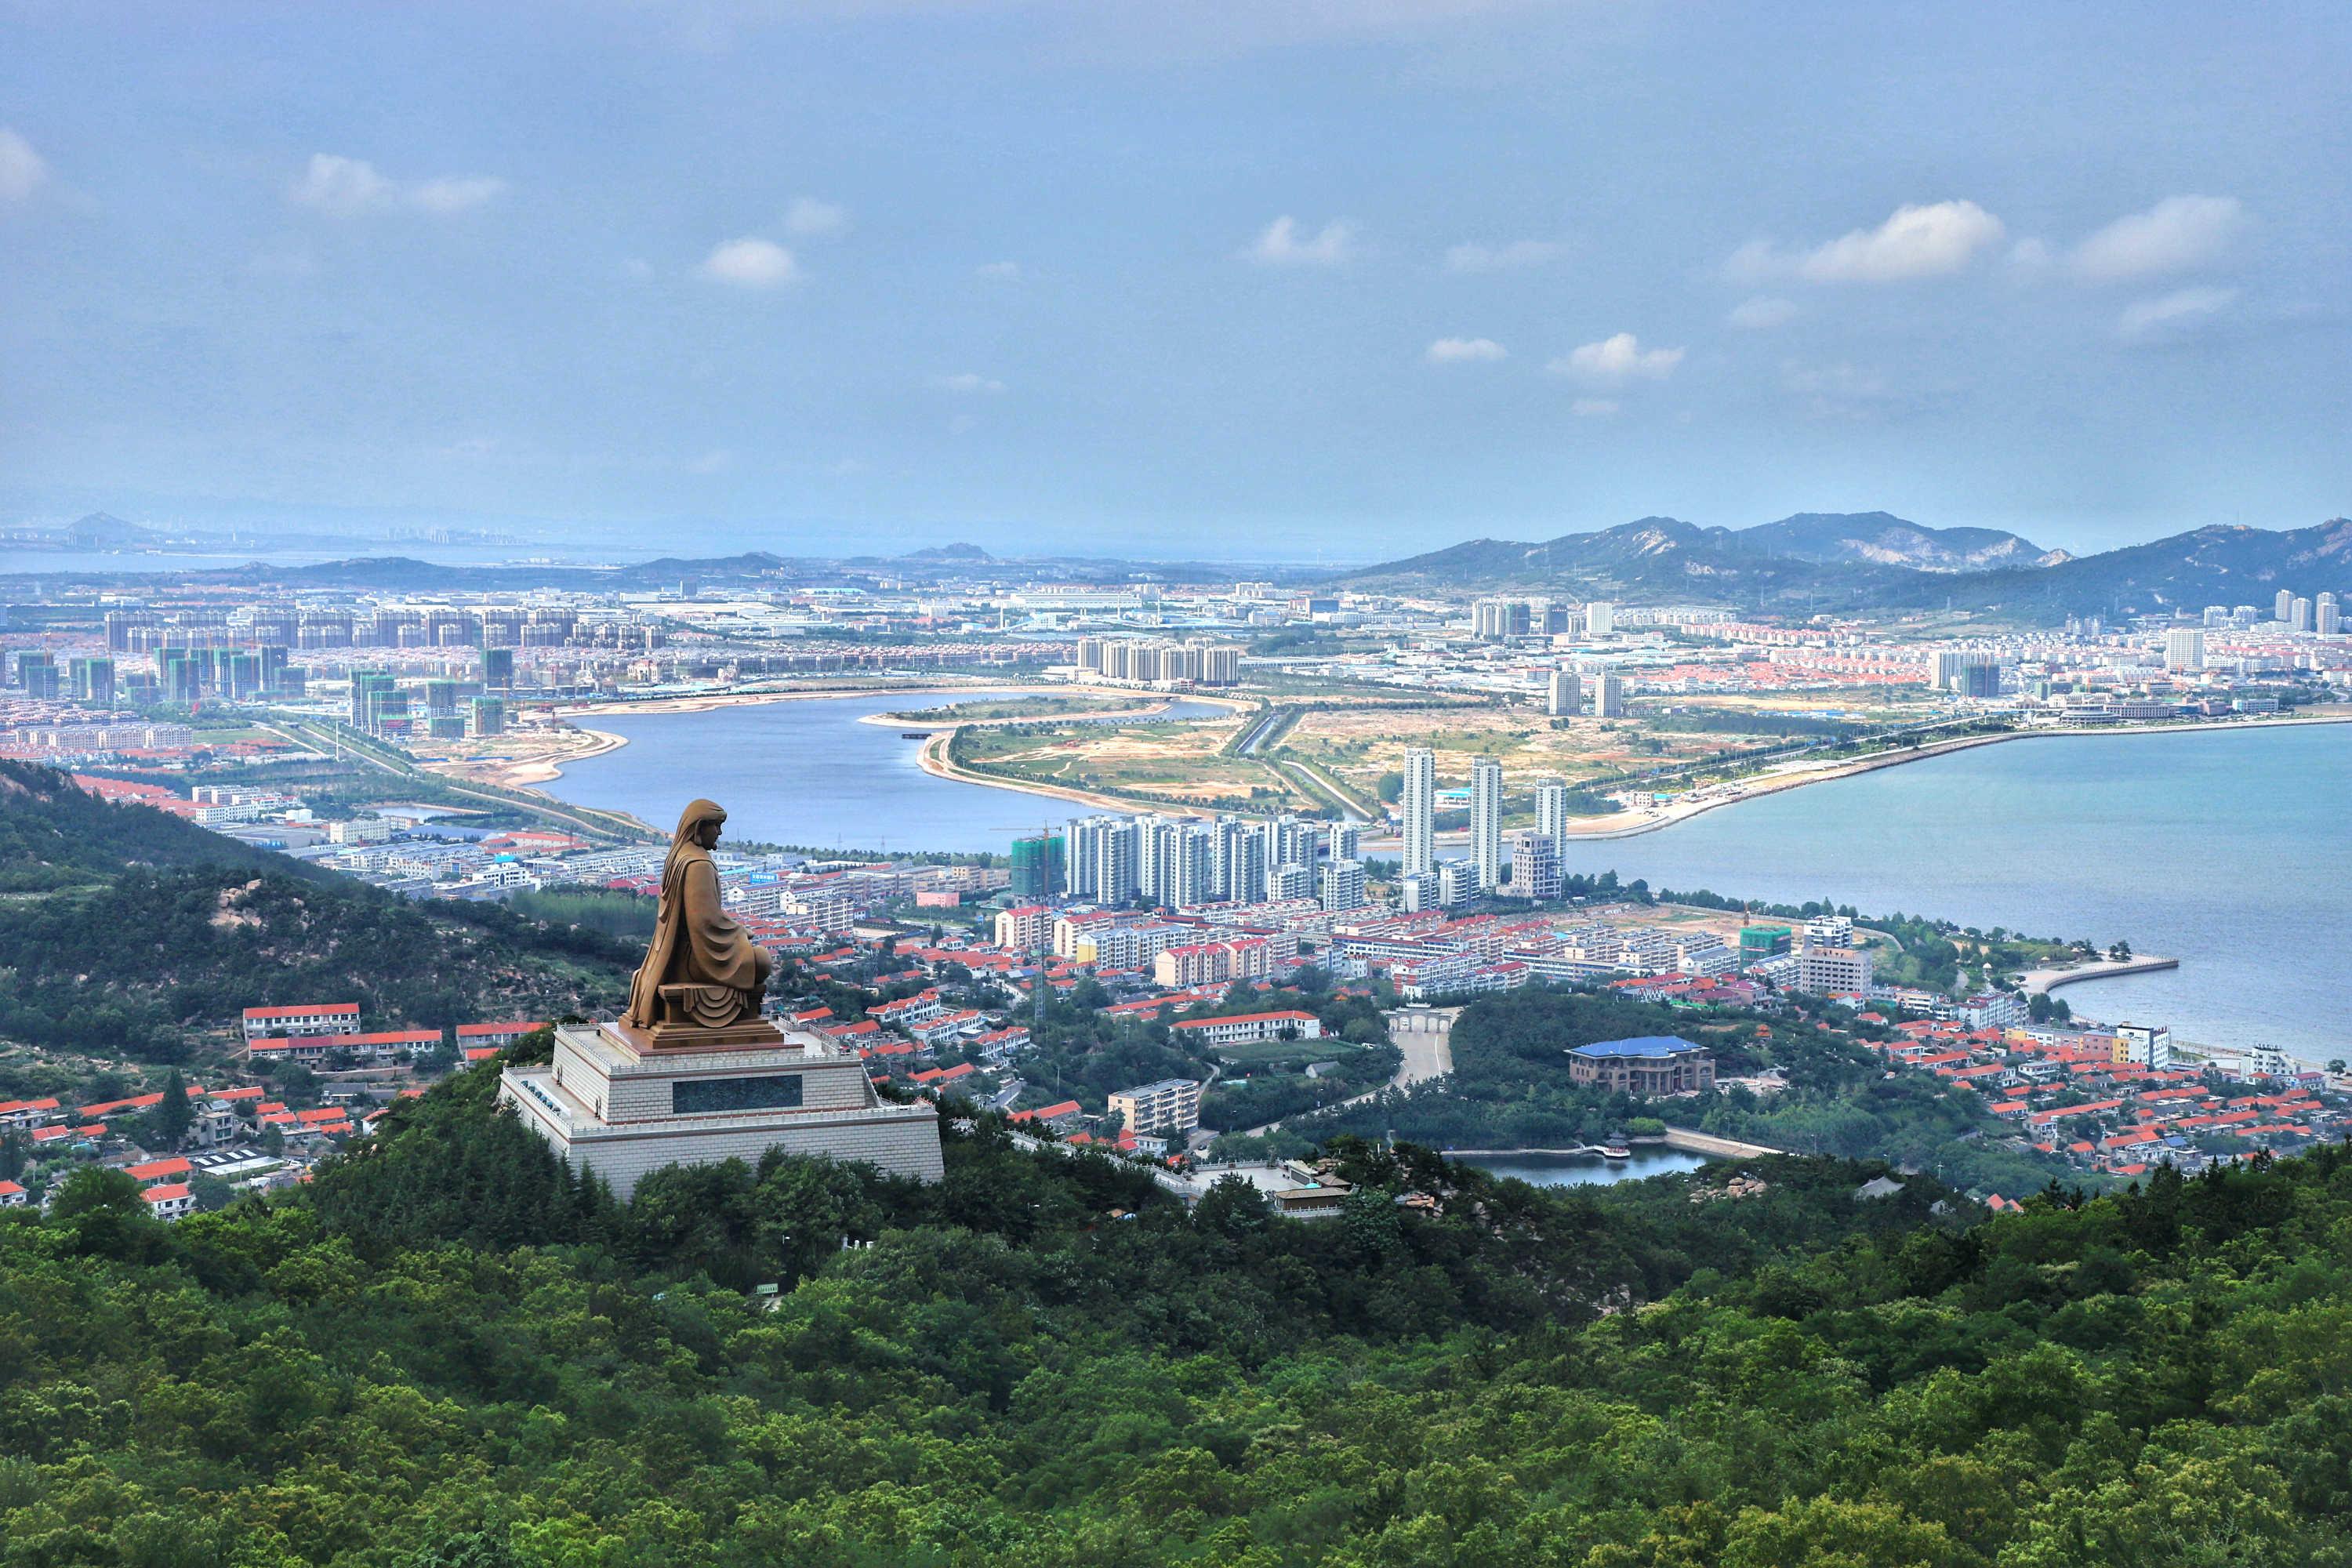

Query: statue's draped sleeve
[676,851,764,992]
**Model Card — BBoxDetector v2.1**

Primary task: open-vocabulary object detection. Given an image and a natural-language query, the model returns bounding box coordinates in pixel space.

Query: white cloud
[1570,397,1618,418]
[934,372,1007,394]
[289,154,505,217]
[1731,200,2006,285]
[1443,238,1566,273]
[0,128,49,202]
[1425,336,1507,364]
[2118,285,2238,341]
[785,197,850,238]
[976,260,1022,280]
[2008,238,2053,272]
[290,154,395,216]
[410,175,507,213]
[2071,195,2243,281]
[1548,332,1683,384]
[1727,296,1797,330]
[1245,215,1355,267]
[698,237,800,288]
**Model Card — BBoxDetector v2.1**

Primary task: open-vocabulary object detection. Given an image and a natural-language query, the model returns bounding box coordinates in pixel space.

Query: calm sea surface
[544,704,2348,1058]
[1454,1147,1713,1187]
[539,691,1228,855]
[1550,723,2350,1058]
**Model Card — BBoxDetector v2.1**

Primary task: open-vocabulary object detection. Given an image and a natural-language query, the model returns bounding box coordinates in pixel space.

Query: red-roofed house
[125,1157,193,1182]
[142,1183,195,1221]
[0,1180,26,1207]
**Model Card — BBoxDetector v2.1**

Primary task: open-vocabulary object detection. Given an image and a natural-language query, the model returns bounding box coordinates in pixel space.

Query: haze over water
[543,699,2350,1059]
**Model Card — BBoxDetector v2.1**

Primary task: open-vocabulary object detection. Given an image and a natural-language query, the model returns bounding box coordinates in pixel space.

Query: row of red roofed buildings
[1863,1017,2342,1178]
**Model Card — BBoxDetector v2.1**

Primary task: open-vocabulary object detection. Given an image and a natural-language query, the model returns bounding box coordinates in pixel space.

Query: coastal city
[2,535,2347,1223]
[9,6,2352,1559]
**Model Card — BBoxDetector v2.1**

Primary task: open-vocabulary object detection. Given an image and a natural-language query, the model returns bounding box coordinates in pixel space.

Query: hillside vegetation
[0,760,635,1061]
[0,1060,2346,1566]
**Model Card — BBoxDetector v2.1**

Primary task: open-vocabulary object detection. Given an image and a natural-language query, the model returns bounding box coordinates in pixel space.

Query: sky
[2,0,2348,564]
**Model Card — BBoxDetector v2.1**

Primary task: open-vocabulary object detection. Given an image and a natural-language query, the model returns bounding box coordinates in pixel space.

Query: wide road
[1220,1007,1456,1141]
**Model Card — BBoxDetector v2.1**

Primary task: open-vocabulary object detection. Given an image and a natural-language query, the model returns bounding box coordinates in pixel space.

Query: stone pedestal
[499,1022,944,1200]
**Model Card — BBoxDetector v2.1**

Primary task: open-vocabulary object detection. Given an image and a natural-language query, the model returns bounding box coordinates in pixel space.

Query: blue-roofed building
[1567,1035,1716,1095]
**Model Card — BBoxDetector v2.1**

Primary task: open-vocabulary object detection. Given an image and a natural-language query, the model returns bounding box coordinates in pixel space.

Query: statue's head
[674,798,727,851]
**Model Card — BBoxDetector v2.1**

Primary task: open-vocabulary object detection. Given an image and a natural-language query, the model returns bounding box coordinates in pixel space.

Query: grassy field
[1210,1037,1365,1072]
[951,713,1320,813]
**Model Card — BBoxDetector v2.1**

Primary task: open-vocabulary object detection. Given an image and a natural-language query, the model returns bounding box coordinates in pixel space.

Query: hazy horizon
[4,2,2347,561]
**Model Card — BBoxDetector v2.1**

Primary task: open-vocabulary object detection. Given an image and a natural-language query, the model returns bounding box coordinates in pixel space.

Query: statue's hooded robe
[623,798,768,1028]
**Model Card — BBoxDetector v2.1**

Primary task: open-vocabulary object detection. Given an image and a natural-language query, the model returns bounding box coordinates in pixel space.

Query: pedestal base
[499,1022,944,1199]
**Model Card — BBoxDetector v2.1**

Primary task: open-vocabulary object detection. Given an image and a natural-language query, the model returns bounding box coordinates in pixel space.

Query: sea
[539,690,1230,855]
[540,699,2350,1058]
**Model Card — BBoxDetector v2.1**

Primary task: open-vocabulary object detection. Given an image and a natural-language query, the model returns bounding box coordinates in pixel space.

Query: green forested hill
[0,760,635,1060]
[0,1064,2345,1566]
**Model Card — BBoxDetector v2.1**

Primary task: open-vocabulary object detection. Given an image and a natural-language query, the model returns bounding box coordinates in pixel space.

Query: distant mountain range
[1341,512,2352,619]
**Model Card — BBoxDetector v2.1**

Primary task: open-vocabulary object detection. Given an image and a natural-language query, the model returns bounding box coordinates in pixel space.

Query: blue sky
[2,1,2347,564]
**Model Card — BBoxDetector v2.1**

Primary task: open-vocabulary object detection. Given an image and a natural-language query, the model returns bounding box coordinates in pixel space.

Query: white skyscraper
[1584,601,1615,636]
[2292,596,2314,633]
[1594,673,1627,718]
[1547,669,1581,717]
[2275,589,2296,623]
[1400,746,1437,875]
[2321,593,2342,637]
[1065,816,1141,904]
[1535,778,1573,850]
[1469,755,1504,893]
[2163,628,2205,672]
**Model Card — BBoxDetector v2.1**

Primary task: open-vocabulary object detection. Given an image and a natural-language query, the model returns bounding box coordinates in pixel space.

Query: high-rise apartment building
[1469,756,1504,892]
[1534,778,1573,851]
[67,656,114,705]
[1008,833,1065,900]
[1472,598,1531,641]
[1319,858,1367,912]
[1583,601,1615,636]
[1503,829,1560,901]
[2321,593,2343,637]
[2275,589,2296,623]
[1065,816,1142,904]
[1547,669,1581,717]
[2163,628,2205,672]
[1400,746,1437,875]
[1593,673,1627,718]
[2291,596,2313,633]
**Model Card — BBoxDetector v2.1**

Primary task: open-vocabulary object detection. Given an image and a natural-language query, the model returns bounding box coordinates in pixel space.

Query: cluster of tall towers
[1398,746,1585,910]
[1061,811,1366,912]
